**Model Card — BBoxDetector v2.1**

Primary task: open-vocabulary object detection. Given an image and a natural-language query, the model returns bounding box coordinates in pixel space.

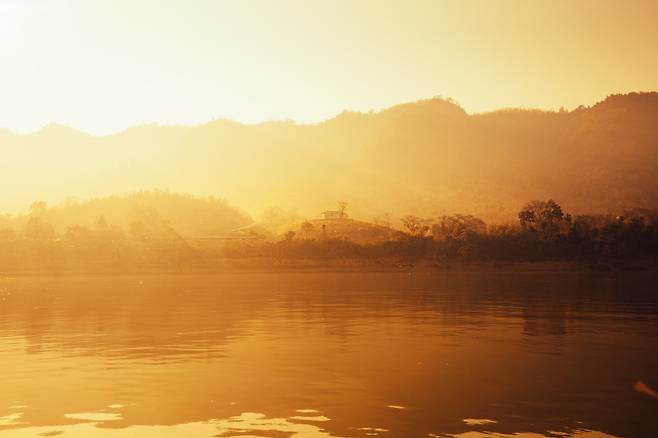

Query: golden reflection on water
[445,431,618,438]
[0,411,336,437]
[0,410,620,438]
[0,413,23,427]
[463,419,497,426]
[63,412,123,421]
[0,273,656,437]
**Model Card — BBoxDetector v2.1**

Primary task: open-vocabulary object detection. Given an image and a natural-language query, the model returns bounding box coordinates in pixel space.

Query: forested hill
[1,92,656,222]
[0,192,252,237]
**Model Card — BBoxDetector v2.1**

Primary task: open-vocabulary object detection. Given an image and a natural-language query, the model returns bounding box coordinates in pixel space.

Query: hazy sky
[1,0,657,134]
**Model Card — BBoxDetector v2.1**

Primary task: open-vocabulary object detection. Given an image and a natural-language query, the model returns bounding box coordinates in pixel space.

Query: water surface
[0,272,656,437]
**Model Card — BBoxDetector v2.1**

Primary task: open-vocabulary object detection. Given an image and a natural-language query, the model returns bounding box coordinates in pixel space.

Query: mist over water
[0,272,656,437]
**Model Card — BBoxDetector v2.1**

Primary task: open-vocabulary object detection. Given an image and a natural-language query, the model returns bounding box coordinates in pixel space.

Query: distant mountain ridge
[1,92,657,222]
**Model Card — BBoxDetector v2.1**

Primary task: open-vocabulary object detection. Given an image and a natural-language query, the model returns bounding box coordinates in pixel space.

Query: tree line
[224,200,658,265]
[0,198,656,272]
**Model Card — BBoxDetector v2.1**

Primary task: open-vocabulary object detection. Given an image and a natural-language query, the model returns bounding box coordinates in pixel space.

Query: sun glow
[0,1,657,134]
[0,0,34,49]
[0,2,23,47]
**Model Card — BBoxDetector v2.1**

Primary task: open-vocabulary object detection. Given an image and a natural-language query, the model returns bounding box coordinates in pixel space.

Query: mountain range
[1,92,656,223]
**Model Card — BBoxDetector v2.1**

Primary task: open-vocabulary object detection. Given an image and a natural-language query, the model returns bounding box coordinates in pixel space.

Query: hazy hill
[1,92,657,223]
[0,191,252,237]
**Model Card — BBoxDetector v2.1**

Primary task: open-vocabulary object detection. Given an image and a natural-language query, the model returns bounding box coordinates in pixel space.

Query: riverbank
[1,258,657,276]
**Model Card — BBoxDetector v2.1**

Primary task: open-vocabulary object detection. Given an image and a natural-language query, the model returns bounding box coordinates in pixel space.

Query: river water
[0,272,656,437]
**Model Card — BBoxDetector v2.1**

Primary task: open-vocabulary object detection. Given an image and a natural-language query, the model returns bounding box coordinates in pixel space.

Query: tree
[402,215,430,237]
[300,220,314,239]
[518,199,568,237]
[432,214,486,241]
[518,209,536,228]
[337,200,348,218]
[283,231,296,242]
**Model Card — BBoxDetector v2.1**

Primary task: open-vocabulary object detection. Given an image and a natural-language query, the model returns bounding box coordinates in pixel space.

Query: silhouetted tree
[432,214,486,241]
[300,220,314,239]
[518,199,568,237]
[402,215,430,237]
[337,200,348,218]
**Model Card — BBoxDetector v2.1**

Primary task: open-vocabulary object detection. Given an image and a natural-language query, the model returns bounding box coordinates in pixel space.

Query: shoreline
[1,259,657,276]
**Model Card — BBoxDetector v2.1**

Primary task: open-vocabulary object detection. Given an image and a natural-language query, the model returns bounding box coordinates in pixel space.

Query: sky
[0,0,657,135]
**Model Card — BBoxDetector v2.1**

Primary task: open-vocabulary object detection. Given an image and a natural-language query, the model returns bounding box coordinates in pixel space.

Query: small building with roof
[321,210,348,220]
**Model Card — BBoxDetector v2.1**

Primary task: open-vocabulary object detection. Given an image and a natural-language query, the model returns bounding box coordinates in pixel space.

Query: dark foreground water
[0,272,656,438]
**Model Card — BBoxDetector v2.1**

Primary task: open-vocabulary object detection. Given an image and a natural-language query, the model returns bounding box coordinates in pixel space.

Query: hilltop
[290,218,404,244]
